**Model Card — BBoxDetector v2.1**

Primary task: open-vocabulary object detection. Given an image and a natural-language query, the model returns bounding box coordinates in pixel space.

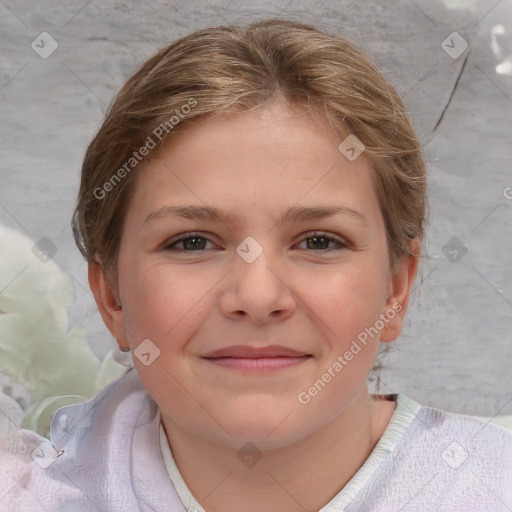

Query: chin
[215,408,309,449]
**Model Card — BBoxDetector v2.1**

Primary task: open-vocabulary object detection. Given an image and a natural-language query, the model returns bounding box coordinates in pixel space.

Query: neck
[160,386,395,512]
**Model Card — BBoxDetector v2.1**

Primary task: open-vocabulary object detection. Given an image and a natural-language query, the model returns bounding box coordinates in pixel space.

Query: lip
[201,344,313,373]
[202,344,311,358]
[204,355,311,372]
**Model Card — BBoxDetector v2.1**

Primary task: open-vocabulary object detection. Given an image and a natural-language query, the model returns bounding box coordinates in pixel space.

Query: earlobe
[88,260,130,350]
[380,238,420,342]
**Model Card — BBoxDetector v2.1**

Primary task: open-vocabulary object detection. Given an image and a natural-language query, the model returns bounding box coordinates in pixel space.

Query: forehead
[127,102,382,229]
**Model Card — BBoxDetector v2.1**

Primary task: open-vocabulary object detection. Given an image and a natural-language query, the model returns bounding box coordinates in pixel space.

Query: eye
[296,231,348,251]
[163,232,216,252]
[163,231,348,253]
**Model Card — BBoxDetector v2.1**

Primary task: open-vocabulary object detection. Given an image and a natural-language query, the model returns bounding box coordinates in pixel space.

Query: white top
[1,368,511,511]
[159,392,512,511]
[159,395,422,511]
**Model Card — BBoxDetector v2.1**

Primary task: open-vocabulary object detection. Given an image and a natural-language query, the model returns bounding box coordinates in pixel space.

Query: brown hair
[72,18,427,294]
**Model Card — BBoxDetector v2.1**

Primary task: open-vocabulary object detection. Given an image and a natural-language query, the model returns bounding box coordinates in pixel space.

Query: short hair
[72,18,427,292]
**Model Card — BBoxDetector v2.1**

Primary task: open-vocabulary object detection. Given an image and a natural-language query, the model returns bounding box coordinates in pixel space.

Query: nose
[220,243,296,324]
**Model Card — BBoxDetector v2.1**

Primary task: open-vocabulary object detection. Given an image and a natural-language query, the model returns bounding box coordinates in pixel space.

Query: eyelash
[163,231,348,253]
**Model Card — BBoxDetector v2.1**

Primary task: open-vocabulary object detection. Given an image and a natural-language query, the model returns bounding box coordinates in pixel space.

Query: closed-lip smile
[201,345,313,372]
[202,344,312,358]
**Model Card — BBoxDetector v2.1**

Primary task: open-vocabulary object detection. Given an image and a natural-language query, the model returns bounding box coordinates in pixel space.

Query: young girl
[1,18,511,512]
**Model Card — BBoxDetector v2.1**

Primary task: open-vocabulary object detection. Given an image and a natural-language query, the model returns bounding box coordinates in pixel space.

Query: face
[96,102,411,450]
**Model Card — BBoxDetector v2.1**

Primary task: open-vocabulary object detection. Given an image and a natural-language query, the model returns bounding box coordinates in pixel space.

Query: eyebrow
[143,204,368,227]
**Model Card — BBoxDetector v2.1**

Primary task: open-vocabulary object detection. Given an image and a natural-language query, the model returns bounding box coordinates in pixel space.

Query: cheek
[307,262,388,337]
[118,259,217,343]
[296,267,386,413]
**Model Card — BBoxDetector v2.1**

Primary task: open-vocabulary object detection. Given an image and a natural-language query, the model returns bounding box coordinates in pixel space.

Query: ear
[380,238,420,342]
[88,260,130,350]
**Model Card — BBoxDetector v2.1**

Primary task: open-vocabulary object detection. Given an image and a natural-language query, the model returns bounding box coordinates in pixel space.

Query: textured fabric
[0,369,185,511]
[343,404,512,511]
[1,368,511,511]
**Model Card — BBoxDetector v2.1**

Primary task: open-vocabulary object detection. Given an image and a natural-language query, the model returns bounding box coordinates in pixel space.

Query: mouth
[202,355,312,372]
[201,345,313,372]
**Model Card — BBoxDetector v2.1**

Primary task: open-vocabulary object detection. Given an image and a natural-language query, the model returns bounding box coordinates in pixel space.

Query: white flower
[0,223,128,438]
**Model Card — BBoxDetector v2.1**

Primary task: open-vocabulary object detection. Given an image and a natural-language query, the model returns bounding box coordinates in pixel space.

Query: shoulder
[0,391,69,511]
[386,396,512,508]
[344,395,512,510]
[414,400,512,459]
[0,370,160,511]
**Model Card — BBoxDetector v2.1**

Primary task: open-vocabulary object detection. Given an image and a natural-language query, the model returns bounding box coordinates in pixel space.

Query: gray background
[1,0,511,416]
